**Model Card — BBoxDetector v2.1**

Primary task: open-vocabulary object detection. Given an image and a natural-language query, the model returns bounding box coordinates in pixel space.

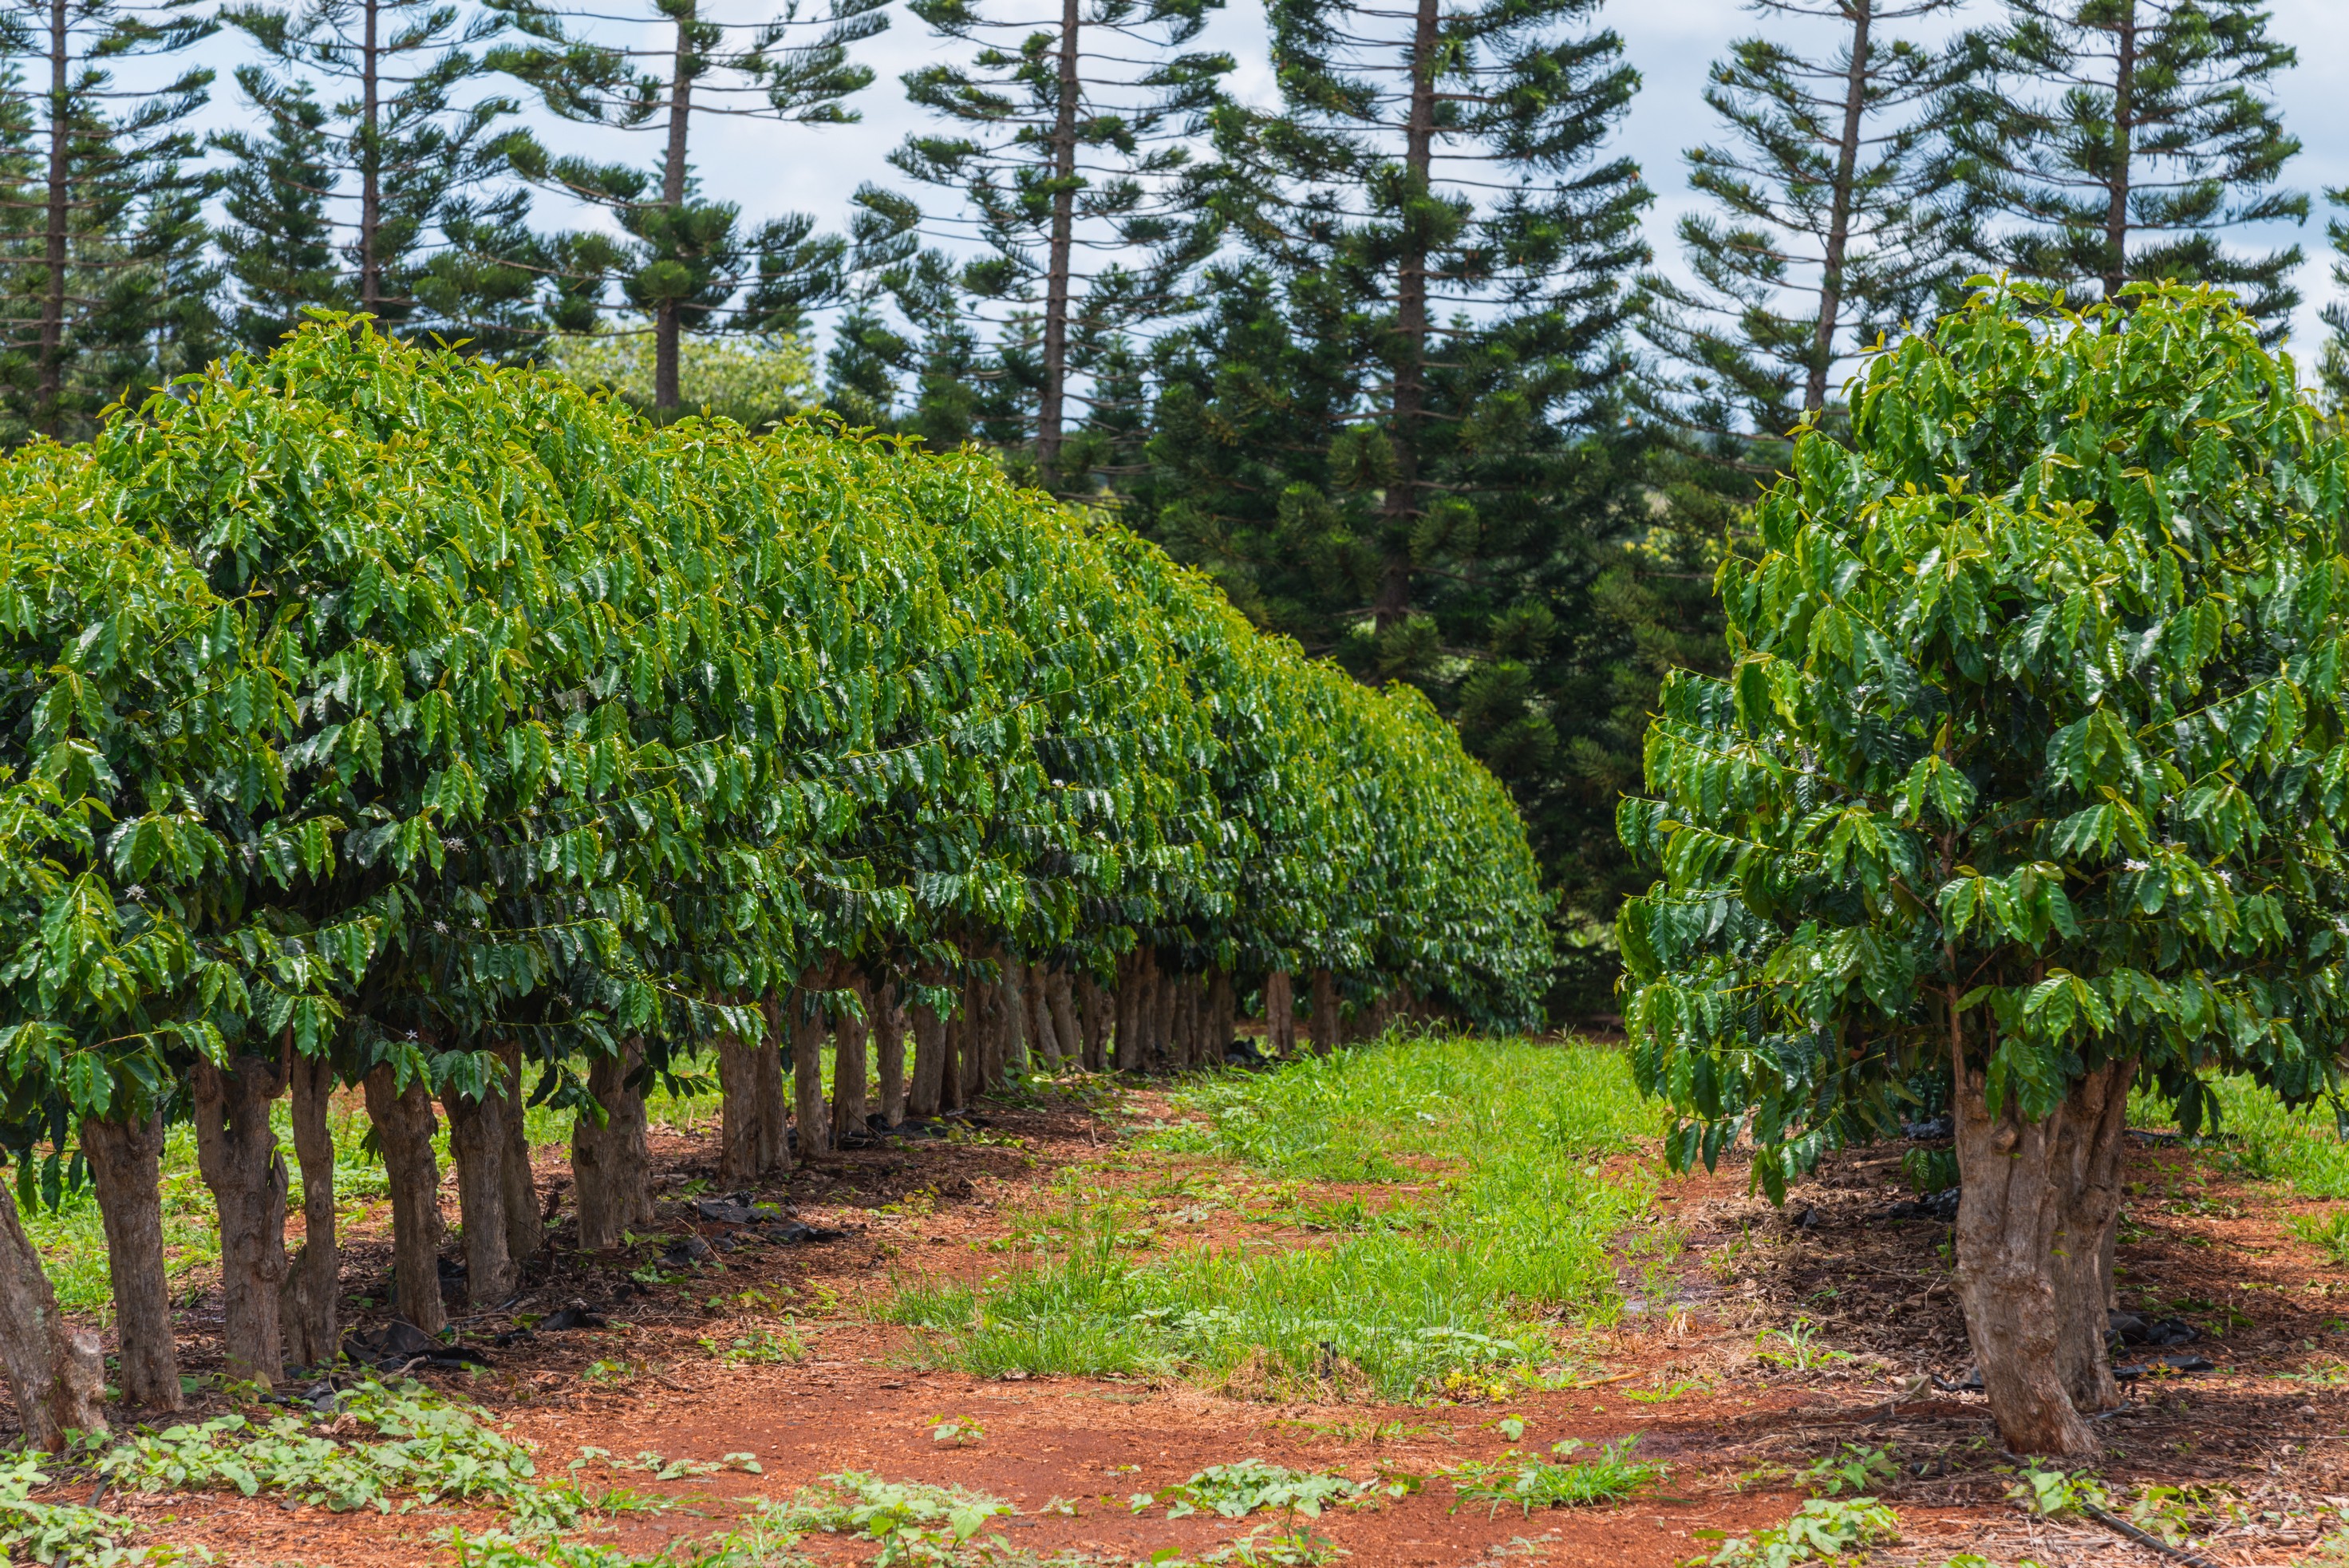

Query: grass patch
[1443,1438,1664,1516]
[882,1034,1657,1400]
[2129,1073,2349,1199]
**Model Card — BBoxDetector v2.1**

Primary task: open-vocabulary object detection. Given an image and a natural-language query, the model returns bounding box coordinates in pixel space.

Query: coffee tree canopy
[1619,281,2349,1455]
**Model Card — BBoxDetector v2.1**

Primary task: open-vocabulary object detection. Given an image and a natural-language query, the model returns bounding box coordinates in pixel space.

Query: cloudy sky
[180,0,2349,373]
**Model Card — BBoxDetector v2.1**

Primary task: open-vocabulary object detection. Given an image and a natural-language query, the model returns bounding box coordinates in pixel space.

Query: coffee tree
[1619,281,2349,1455]
[0,316,1547,1429]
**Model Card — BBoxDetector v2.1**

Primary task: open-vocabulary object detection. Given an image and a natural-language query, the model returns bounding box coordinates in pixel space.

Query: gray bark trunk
[790,975,831,1160]
[1308,970,1340,1056]
[876,981,908,1125]
[499,1043,544,1264]
[0,1177,103,1448]
[755,995,790,1174]
[909,978,946,1118]
[1264,970,1294,1057]
[717,1023,764,1188]
[443,1066,514,1305]
[571,1043,653,1250]
[191,1051,291,1386]
[1077,971,1106,1070]
[832,972,871,1143]
[1952,1031,2133,1457]
[279,1053,338,1370]
[80,1113,177,1410]
[363,1064,444,1335]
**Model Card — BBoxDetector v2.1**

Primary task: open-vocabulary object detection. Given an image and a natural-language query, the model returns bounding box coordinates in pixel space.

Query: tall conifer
[890,0,1230,490]
[0,0,217,440]
[218,0,533,348]
[488,0,885,414]
[1139,0,1648,993]
[1643,0,1960,435]
[1942,0,2304,331]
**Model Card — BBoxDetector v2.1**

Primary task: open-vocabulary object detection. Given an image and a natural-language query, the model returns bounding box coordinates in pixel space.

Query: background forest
[5,0,2342,1012]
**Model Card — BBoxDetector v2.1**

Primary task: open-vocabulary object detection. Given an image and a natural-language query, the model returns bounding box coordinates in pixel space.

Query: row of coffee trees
[0,318,1551,1446]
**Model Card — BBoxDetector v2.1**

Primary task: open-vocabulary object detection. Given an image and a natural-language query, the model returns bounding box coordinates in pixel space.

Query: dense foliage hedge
[0,317,1548,1153]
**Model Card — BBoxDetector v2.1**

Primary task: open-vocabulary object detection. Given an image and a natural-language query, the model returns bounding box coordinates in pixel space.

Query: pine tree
[2322,188,2349,412]
[218,0,532,346]
[1138,0,1648,1008]
[488,0,885,414]
[1942,0,2305,332]
[890,0,1231,491]
[1643,0,1961,436]
[0,0,219,441]
[214,71,345,353]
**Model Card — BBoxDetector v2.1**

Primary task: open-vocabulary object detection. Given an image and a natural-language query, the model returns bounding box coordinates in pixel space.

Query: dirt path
[50,1075,2349,1566]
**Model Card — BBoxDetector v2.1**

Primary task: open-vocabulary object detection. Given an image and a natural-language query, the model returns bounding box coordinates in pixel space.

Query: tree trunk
[653,9,696,414]
[1309,970,1340,1056]
[791,976,831,1161]
[37,0,67,438]
[363,1064,444,1335]
[1264,970,1294,1057]
[0,1176,103,1448]
[942,1001,968,1112]
[359,0,382,314]
[279,1054,338,1371]
[191,1051,291,1386]
[909,979,946,1118]
[1048,970,1081,1071]
[1372,0,1443,633]
[1206,970,1235,1066]
[1951,1036,2134,1457]
[1077,971,1106,1071]
[967,974,993,1094]
[756,994,791,1174]
[1004,959,1032,1074]
[443,1065,514,1306]
[876,981,908,1126]
[981,971,1010,1088]
[80,1113,178,1411]
[1113,953,1143,1072]
[1805,0,1873,415]
[2102,9,2137,302]
[833,972,871,1145]
[1036,0,1082,485]
[571,1043,653,1250]
[499,1045,544,1265]
[718,1023,766,1187]
[1151,961,1179,1071]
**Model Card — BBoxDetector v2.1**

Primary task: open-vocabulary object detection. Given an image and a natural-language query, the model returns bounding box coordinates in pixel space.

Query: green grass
[2129,1073,2349,1199]
[882,1034,1660,1400]
[1443,1437,1665,1516]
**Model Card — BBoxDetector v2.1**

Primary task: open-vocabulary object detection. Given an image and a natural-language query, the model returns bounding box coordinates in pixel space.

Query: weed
[93,1377,568,1522]
[698,1329,806,1365]
[1696,1497,1901,1566]
[1753,1320,1848,1373]
[2006,1465,2108,1519]
[1803,1445,1897,1497]
[1139,1459,1411,1520]
[1625,1380,1703,1404]
[583,1360,640,1387]
[0,1452,195,1568]
[1265,1417,1437,1444]
[930,1416,985,1446]
[1443,1437,1664,1516]
[2292,1210,2349,1266]
[768,1472,1012,1566]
